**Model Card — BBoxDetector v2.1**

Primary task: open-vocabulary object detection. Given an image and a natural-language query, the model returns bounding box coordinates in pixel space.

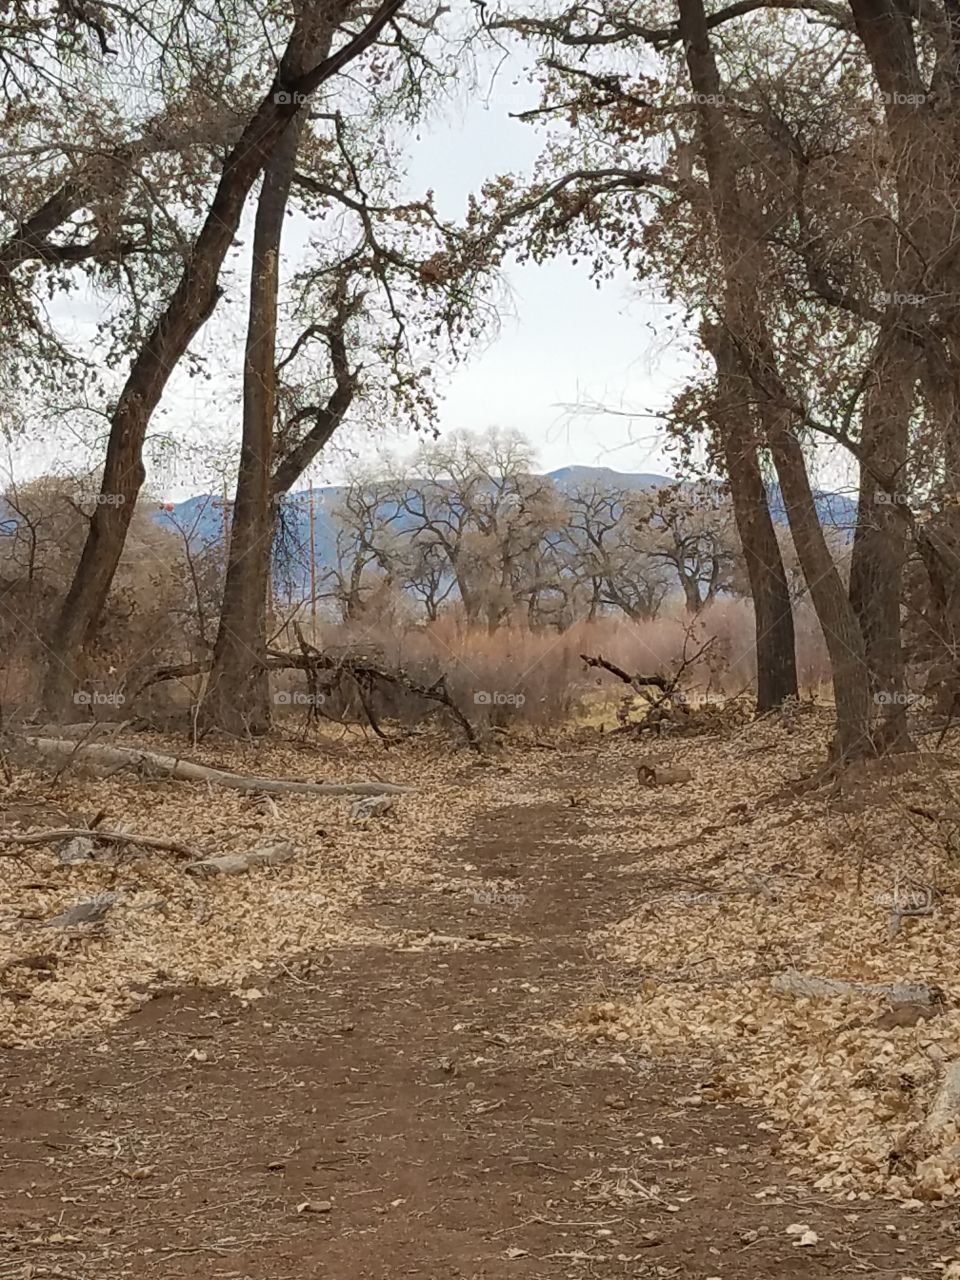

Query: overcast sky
[394,84,697,481]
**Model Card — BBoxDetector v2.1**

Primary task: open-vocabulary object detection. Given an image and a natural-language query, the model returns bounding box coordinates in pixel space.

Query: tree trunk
[704,321,798,711]
[845,0,955,728]
[917,345,960,713]
[39,0,403,717]
[678,0,872,757]
[848,334,916,745]
[680,574,703,615]
[766,419,872,756]
[202,116,307,735]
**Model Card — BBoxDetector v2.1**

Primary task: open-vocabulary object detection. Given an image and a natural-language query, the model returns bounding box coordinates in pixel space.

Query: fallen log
[771,969,945,1006]
[23,737,412,796]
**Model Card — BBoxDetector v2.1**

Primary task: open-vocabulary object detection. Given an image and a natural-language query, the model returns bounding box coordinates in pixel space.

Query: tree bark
[848,334,916,745]
[201,117,308,736]
[680,572,703,615]
[678,0,872,757]
[845,0,959,727]
[765,417,872,756]
[704,321,798,711]
[205,235,361,730]
[39,0,406,718]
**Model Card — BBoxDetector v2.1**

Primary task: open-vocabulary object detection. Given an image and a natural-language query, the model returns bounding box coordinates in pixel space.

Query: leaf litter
[7,712,960,1213]
[0,729,504,1046]
[549,708,960,1203]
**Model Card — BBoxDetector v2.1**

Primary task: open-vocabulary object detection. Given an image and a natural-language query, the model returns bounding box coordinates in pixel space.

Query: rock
[297,1199,332,1214]
[42,893,122,928]
[350,795,398,821]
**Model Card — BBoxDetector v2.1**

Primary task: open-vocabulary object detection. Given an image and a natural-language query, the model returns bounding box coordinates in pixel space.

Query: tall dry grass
[289,599,832,726]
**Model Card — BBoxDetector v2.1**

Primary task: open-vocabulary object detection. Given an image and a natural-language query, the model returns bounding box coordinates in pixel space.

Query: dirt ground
[2,737,960,1279]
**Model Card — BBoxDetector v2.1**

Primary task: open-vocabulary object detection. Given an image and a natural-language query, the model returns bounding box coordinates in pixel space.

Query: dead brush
[586,618,752,738]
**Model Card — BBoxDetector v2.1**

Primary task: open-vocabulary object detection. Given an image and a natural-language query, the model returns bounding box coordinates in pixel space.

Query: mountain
[548,465,673,490]
[767,485,858,532]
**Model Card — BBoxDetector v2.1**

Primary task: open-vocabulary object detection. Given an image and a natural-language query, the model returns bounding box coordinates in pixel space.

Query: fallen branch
[139,635,482,747]
[771,969,944,1006]
[582,629,720,727]
[185,839,295,877]
[580,654,668,694]
[283,623,482,748]
[132,660,208,695]
[23,737,412,796]
[1,827,202,859]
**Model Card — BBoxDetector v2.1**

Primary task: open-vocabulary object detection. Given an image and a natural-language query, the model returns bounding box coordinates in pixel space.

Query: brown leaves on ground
[0,730,497,1045]
[5,712,960,1209]
[553,710,960,1203]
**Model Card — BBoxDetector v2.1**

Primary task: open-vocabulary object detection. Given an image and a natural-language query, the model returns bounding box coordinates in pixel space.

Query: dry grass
[290,601,833,728]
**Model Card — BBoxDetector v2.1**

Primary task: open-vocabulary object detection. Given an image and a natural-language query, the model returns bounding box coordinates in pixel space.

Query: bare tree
[563,484,672,622]
[39,0,410,717]
[385,430,564,631]
[641,482,739,616]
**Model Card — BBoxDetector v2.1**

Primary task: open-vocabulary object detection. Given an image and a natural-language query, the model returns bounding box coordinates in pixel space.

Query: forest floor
[3,712,960,1277]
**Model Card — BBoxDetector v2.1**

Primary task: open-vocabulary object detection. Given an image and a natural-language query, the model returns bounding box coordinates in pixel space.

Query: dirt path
[0,760,955,1278]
